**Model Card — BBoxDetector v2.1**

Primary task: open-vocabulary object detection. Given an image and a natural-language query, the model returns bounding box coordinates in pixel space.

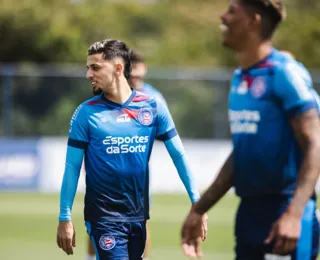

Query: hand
[264,211,301,255]
[181,210,208,258]
[57,221,76,255]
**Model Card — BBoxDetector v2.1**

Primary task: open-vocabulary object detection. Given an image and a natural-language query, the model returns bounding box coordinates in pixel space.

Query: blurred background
[1,0,320,259]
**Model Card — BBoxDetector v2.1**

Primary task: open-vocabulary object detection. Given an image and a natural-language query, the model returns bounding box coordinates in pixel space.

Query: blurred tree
[0,0,320,137]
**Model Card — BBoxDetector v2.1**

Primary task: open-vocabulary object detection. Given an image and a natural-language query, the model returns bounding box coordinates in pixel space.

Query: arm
[155,98,200,202]
[164,135,200,203]
[193,151,233,215]
[59,146,84,221]
[287,109,320,217]
[57,103,89,255]
[264,63,320,254]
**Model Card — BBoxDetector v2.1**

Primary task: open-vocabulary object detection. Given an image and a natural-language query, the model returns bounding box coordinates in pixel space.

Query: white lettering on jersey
[116,114,131,123]
[229,110,260,134]
[237,81,248,95]
[102,136,149,154]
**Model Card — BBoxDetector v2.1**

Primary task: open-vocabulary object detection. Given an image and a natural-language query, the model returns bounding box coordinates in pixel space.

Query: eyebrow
[86,63,101,69]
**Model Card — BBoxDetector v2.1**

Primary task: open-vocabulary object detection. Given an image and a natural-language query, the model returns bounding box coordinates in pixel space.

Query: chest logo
[250,77,266,98]
[138,109,153,126]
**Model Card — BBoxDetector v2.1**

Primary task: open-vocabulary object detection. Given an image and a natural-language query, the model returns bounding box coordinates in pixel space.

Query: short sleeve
[68,104,89,149]
[155,98,177,141]
[273,62,317,117]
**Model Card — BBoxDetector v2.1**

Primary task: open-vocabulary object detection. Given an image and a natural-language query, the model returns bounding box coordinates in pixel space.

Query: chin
[222,40,231,48]
[93,88,102,96]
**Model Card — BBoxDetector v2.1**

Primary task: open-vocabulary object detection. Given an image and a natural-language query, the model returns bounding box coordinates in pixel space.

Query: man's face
[86,53,117,95]
[220,0,255,51]
[128,62,147,90]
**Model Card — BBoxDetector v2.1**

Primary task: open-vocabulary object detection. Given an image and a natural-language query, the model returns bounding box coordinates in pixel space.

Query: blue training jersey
[68,90,177,222]
[229,48,320,197]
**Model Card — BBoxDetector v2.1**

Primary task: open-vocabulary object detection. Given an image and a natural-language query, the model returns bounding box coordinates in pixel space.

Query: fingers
[273,236,285,254]
[264,225,276,245]
[57,234,74,255]
[201,223,208,241]
[283,238,297,254]
[57,235,61,248]
[194,238,203,258]
[182,243,197,258]
[72,230,76,247]
[182,240,203,259]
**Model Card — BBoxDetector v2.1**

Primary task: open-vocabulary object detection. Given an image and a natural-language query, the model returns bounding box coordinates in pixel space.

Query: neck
[236,41,272,70]
[104,78,133,104]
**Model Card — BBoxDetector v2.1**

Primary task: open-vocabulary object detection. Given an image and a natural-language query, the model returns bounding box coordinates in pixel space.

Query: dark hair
[241,0,286,40]
[87,39,132,80]
[131,50,145,64]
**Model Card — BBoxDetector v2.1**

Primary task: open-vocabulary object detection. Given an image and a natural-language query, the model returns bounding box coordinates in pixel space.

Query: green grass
[3,193,318,260]
[0,193,239,260]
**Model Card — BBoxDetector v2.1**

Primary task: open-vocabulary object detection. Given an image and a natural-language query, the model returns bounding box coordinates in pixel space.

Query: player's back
[229,48,319,198]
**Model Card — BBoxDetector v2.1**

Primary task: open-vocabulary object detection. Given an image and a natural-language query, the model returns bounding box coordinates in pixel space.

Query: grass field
[0,193,239,260]
[1,193,318,260]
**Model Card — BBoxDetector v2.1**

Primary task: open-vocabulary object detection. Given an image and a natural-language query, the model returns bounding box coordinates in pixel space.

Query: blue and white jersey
[68,90,176,222]
[229,49,320,197]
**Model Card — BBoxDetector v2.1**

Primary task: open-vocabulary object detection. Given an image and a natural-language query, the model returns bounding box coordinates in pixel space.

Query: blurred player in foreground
[56,38,207,259]
[85,50,166,260]
[181,0,320,259]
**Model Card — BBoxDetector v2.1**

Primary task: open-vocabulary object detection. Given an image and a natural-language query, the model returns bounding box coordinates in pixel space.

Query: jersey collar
[240,48,275,74]
[101,89,136,108]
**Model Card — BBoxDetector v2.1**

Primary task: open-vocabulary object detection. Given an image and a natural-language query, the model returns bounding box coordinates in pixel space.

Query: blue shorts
[85,221,146,260]
[235,196,319,260]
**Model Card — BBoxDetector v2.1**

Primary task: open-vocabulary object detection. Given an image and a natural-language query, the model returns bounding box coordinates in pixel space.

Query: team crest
[250,77,266,98]
[99,235,116,251]
[138,109,153,126]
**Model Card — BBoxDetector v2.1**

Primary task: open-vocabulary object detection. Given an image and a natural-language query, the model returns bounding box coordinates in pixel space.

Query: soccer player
[181,1,320,259]
[85,50,166,260]
[56,39,207,260]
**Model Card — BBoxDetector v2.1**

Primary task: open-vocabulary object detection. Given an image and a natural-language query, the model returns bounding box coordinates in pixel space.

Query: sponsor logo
[102,135,149,154]
[116,114,131,123]
[229,110,261,134]
[237,81,248,95]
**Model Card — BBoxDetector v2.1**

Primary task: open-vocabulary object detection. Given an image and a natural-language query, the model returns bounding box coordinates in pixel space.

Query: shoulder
[83,94,105,107]
[72,95,103,119]
[132,91,156,103]
[271,50,311,81]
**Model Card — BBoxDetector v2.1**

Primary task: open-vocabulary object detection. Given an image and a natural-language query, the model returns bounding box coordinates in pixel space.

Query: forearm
[59,164,81,221]
[172,153,200,203]
[59,146,84,221]
[193,151,233,215]
[164,136,200,203]
[287,143,320,217]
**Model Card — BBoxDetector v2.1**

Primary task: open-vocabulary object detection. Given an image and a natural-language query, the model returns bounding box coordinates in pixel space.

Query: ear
[250,13,262,30]
[115,63,123,76]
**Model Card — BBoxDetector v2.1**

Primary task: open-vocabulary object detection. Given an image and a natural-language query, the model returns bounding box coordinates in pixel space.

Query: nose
[86,68,94,80]
[220,13,227,24]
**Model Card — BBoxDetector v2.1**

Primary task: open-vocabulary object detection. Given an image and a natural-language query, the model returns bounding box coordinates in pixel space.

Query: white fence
[2,137,320,194]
